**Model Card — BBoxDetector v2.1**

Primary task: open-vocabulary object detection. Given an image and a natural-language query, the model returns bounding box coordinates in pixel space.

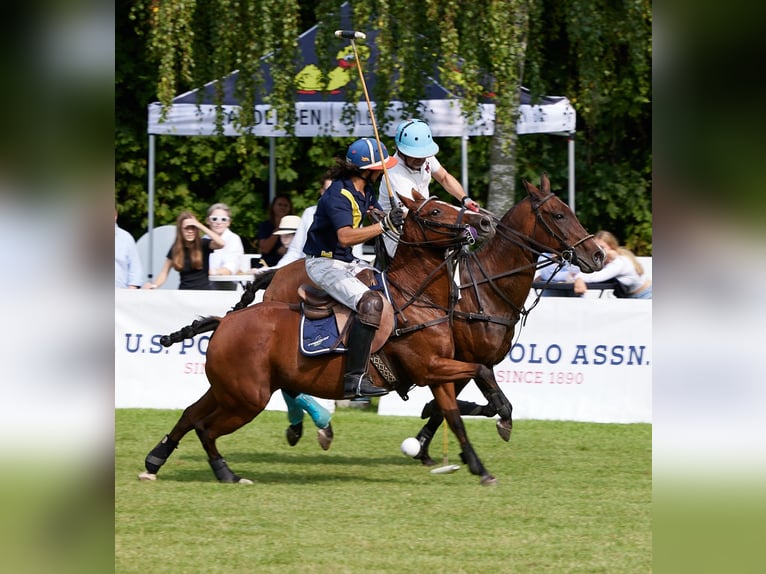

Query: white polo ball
[400,437,421,457]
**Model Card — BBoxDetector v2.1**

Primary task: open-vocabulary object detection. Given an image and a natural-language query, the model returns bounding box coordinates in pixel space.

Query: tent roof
[148,3,575,138]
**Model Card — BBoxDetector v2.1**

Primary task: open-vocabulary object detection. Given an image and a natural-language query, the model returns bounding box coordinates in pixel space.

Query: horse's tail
[159,316,221,347]
[158,271,277,348]
[228,269,277,313]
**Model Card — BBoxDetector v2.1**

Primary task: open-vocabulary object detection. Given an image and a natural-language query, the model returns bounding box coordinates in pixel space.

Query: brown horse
[140,191,500,484]
[261,173,604,464]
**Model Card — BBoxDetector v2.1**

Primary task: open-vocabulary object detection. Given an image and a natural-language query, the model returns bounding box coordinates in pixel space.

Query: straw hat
[273,215,301,235]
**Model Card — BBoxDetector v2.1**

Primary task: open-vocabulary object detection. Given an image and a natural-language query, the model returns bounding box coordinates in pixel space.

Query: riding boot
[343,316,387,398]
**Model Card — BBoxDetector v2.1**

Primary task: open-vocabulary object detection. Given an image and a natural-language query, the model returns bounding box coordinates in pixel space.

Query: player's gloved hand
[382,207,404,234]
[461,196,480,212]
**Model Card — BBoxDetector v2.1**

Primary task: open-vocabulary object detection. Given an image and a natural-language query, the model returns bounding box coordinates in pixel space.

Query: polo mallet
[430,420,461,474]
[334,30,399,208]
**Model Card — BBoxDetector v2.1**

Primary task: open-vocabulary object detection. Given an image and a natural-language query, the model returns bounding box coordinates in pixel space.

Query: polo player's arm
[337,223,384,248]
[432,168,467,203]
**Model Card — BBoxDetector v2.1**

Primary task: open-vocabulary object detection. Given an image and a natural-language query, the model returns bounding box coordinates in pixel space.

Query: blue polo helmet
[394,119,439,158]
[346,138,397,170]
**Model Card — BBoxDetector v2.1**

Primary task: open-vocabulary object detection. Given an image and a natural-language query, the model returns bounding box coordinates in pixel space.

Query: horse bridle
[530,192,593,263]
[395,195,477,249]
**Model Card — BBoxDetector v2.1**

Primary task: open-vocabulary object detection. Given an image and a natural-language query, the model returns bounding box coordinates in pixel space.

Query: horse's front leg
[414,381,495,466]
[471,365,513,442]
[430,381,497,486]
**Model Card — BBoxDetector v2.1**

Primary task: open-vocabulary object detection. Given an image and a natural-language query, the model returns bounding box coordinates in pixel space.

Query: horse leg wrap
[487,391,512,421]
[413,427,436,465]
[209,457,240,483]
[145,435,178,474]
[458,401,496,417]
[293,394,331,429]
[416,426,435,446]
[282,391,305,426]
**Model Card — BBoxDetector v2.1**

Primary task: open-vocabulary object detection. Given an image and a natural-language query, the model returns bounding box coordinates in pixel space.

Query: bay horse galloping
[409,173,603,463]
[140,192,500,484]
[262,173,604,464]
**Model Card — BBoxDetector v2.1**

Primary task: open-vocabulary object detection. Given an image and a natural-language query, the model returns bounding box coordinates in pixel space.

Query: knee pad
[356,291,383,328]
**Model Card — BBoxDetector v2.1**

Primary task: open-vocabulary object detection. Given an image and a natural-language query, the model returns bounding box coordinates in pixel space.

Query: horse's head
[397,190,495,249]
[520,174,604,272]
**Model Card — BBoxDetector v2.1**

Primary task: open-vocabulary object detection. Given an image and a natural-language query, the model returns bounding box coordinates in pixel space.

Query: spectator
[254,194,293,266]
[573,230,652,299]
[534,253,582,297]
[142,210,225,290]
[115,209,143,288]
[378,119,480,258]
[303,138,402,398]
[206,202,244,291]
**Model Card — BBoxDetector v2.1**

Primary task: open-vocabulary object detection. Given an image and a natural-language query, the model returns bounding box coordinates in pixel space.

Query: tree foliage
[116,0,651,254]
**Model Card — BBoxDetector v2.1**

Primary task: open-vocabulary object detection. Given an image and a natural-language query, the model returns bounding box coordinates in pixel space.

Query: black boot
[343,316,388,398]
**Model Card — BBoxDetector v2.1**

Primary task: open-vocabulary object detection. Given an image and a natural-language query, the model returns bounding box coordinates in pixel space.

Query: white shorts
[305,256,376,310]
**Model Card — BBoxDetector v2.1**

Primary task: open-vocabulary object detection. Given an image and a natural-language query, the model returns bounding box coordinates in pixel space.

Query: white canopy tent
[145,3,576,275]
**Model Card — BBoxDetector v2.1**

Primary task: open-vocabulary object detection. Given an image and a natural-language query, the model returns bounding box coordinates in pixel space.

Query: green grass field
[116,407,651,574]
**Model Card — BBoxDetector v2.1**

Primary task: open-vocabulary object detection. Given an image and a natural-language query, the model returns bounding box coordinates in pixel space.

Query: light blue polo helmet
[394,119,439,158]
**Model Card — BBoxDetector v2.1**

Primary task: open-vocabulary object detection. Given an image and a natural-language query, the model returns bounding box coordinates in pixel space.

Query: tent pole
[567,131,575,213]
[269,137,276,204]
[461,134,469,194]
[148,134,156,280]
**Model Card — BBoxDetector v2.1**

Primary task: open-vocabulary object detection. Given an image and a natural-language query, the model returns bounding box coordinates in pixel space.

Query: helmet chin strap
[362,170,381,185]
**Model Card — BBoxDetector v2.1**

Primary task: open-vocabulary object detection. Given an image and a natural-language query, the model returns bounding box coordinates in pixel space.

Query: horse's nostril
[479,217,492,231]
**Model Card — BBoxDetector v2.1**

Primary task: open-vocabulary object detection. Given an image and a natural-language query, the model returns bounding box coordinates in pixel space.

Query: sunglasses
[209,216,230,223]
[183,226,197,231]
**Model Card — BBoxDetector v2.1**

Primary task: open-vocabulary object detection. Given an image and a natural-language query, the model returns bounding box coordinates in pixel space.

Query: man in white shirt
[378,119,480,257]
[115,210,144,288]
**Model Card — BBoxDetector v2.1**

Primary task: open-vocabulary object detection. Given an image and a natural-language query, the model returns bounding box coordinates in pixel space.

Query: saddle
[294,269,394,355]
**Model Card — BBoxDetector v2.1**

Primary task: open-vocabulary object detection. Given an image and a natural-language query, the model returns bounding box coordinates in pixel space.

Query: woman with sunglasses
[206,203,245,290]
[143,210,225,290]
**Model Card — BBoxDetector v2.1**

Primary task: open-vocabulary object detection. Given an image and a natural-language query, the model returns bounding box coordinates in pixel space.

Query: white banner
[116,290,650,423]
[148,99,576,138]
[378,295,652,423]
[115,289,333,414]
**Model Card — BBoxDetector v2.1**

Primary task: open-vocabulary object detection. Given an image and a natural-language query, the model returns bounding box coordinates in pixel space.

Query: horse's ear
[410,189,425,202]
[540,172,551,194]
[522,179,532,193]
[523,179,540,198]
[396,191,416,211]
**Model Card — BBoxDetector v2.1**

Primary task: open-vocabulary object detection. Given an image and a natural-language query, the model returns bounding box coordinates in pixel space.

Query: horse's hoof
[415,455,437,467]
[480,474,498,486]
[286,422,303,446]
[237,478,254,485]
[317,423,334,451]
[137,471,157,481]
[496,419,512,442]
